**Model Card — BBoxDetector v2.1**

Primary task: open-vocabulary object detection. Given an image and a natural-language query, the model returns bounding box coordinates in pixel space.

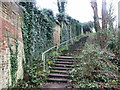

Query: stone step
[57,56,75,59]
[54,64,75,67]
[55,61,73,64]
[49,73,69,78]
[57,56,79,59]
[52,67,73,70]
[56,59,76,62]
[43,83,68,88]
[64,49,81,51]
[47,78,68,83]
[51,70,68,74]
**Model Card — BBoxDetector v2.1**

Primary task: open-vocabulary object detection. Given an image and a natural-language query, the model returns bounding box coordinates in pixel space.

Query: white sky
[36,0,119,23]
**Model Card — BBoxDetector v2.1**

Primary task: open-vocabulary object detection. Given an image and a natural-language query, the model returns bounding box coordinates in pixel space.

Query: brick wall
[0,2,25,89]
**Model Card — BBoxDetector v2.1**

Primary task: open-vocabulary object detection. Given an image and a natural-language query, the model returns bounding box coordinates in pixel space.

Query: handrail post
[42,53,45,71]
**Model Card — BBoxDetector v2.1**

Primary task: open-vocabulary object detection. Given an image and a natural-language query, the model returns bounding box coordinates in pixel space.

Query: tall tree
[102,0,107,29]
[106,2,116,30]
[57,0,67,13]
[91,0,100,32]
[119,2,120,29]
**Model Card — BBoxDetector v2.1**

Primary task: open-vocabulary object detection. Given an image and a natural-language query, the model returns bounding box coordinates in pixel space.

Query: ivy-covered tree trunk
[91,0,100,32]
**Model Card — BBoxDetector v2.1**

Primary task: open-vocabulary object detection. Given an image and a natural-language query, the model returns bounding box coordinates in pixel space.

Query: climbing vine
[56,13,81,43]
[19,2,81,65]
[20,2,55,64]
[7,33,19,86]
[10,39,18,85]
[14,2,82,88]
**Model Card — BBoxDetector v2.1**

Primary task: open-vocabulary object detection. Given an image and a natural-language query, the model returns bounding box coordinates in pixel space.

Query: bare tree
[102,0,107,29]
[106,2,116,30]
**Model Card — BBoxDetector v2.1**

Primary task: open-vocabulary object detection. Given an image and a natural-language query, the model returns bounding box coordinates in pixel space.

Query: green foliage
[19,2,82,71]
[56,13,81,43]
[50,51,59,56]
[8,38,18,86]
[82,21,94,33]
[59,45,68,51]
[106,30,119,55]
[95,75,110,83]
[17,2,82,88]
[76,82,99,88]
[20,2,81,65]
[45,44,70,70]
[95,30,119,64]
[20,2,55,64]
[6,31,19,86]
[69,42,118,88]
[45,50,59,70]
[14,63,49,88]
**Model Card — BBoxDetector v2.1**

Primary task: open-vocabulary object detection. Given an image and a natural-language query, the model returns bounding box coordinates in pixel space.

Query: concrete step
[49,73,69,78]
[52,67,73,70]
[54,64,75,67]
[57,56,79,59]
[64,49,81,51]
[51,70,68,74]
[56,59,76,62]
[57,56,75,59]
[55,61,73,64]
[47,78,68,83]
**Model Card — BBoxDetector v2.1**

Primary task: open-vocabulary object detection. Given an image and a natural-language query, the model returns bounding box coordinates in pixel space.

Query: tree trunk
[102,0,107,29]
[91,0,101,32]
[57,0,67,13]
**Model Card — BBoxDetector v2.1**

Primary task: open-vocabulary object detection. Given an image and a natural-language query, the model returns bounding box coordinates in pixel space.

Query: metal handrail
[42,35,80,70]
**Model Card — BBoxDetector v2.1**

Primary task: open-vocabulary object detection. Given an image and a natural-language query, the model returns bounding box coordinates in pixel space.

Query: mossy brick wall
[0,2,25,89]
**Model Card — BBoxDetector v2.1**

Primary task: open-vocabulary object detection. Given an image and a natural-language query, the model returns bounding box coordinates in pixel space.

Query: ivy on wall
[10,39,18,85]
[6,33,18,86]
[19,2,81,65]
[56,13,81,43]
[20,2,55,64]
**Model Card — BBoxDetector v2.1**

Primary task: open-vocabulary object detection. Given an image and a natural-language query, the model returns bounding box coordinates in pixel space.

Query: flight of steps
[47,56,76,83]
[44,37,88,88]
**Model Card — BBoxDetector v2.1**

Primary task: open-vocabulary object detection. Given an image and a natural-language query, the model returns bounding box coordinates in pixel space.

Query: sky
[36,0,119,23]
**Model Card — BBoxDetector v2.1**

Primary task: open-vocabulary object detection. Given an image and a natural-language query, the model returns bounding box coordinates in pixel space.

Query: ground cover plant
[69,30,119,89]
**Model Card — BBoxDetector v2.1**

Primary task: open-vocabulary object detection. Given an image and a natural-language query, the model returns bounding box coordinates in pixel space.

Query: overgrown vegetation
[2,0,119,89]
[56,13,81,42]
[14,63,49,88]
[12,2,82,88]
[69,30,119,89]
[10,39,19,86]
[13,42,75,88]
[20,2,55,64]
[6,31,19,86]
[20,2,81,65]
